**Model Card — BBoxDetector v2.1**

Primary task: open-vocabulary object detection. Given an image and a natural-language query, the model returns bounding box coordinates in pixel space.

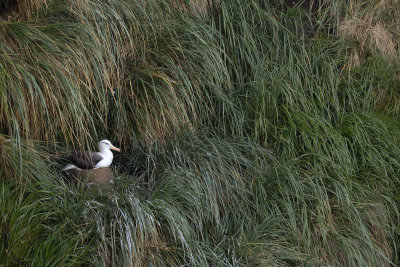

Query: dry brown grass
[339,0,400,67]
[311,199,393,266]
[0,0,49,20]
[170,0,219,18]
[0,136,13,178]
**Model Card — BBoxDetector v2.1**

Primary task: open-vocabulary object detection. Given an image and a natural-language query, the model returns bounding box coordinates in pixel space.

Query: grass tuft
[1,0,400,266]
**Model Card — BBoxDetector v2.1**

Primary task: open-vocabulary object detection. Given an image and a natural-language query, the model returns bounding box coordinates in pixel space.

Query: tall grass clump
[0,179,91,266]
[0,0,238,146]
[1,0,400,266]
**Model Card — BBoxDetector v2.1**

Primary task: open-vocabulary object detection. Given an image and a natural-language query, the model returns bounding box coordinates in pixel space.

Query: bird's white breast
[94,150,114,169]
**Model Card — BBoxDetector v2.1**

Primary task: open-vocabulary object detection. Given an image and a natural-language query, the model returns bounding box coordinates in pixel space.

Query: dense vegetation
[1,0,399,266]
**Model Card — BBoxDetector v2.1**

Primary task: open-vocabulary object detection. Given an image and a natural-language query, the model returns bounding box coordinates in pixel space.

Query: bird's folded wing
[68,151,103,169]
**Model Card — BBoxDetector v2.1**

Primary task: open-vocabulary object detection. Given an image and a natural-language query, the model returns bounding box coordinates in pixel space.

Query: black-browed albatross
[62,139,120,171]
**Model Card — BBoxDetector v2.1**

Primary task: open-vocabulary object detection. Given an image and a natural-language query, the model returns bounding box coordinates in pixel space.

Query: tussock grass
[0,180,91,266]
[1,0,400,266]
[338,0,400,66]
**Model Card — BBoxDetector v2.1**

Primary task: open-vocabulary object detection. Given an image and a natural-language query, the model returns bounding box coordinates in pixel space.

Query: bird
[61,139,120,171]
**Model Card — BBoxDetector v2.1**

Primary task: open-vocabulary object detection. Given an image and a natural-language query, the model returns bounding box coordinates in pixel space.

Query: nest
[75,167,114,187]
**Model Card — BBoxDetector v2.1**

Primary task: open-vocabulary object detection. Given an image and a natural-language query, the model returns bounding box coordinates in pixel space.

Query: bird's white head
[98,139,121,153]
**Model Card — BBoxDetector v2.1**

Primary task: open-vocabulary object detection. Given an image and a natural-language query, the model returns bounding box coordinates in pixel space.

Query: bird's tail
[61,164,78,171]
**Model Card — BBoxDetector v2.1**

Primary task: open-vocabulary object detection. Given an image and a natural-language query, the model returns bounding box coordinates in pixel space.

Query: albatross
[61,139,120,171]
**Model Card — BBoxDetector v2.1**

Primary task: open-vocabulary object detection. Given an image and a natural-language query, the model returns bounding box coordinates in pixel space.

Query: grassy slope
[1,0,400,266]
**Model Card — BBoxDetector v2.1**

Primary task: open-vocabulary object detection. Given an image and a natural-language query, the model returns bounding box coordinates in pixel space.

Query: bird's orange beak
[110,144,121,152]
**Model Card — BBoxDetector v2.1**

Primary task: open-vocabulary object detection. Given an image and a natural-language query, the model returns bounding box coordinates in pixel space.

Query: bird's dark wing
[68,151,103,169]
